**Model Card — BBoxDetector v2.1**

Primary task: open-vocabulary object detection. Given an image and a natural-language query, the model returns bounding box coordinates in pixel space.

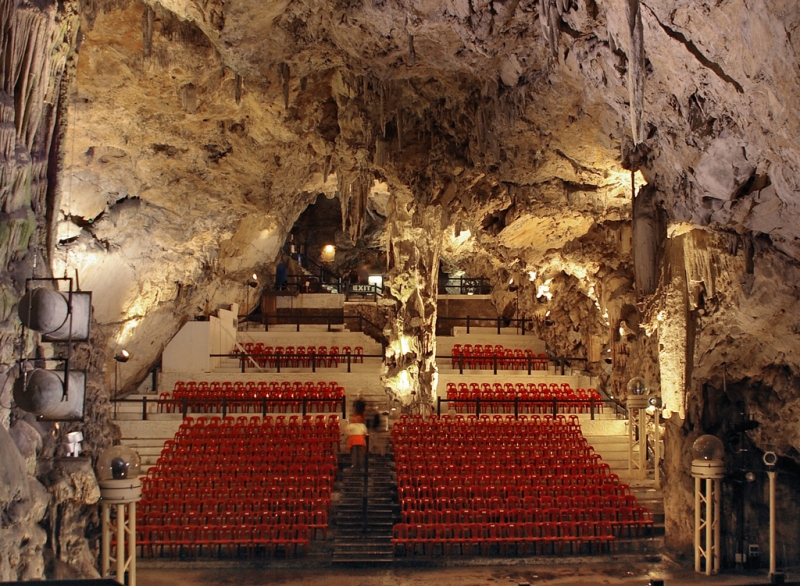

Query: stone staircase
[331,452,397,564]
[582,415,665,550]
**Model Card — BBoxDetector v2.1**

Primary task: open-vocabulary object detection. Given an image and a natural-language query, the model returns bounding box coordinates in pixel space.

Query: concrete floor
[136,560,798,586]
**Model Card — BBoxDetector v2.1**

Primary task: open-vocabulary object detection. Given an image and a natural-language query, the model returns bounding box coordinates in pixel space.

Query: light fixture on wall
[15,276,91,421]
[321,244,335,263]
[114,350,131,417]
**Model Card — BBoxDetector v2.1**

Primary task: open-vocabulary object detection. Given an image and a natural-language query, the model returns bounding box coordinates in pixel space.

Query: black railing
[436,397,625,420]
[436,316,532,335]
[211,351,382,373]
[111,395,347,421]
[241,311,344,331]
[441,277,491,295]
[437,353,550,375]
[362,435,370,531]
[239,312,386,337]
[276,274,344,294]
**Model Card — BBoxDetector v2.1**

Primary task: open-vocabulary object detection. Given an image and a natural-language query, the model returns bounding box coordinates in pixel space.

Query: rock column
[380,188,443,414]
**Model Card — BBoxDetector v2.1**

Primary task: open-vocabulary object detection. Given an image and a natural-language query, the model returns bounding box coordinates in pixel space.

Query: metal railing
[436,316,532,334]
[436,397,625,420]
[111,395,347,421]
[437,353,550,375]
[211,351,383,373]
[441,277,491,295]
[241,311,344,331]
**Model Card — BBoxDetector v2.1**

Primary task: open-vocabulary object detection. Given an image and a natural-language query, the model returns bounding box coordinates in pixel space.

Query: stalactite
[539,0,560,57]
[626,0,645,144]
[407,33,415,66]
[234,73,242,104]
[396,109,402,154]
[375,137,387,168]
[142,5,154,57]
[0,95,14,160]
[323,154,331,183]
[277,62,290,109]
[379,81,385,138]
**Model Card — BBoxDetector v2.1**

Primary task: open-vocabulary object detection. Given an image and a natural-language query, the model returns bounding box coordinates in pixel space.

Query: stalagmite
[633,184,659,296]
[278,62,290,108]
[142,6,154,57]
[234,73,243,104]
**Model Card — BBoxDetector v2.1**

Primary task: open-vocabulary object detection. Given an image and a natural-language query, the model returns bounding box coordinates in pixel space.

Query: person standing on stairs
[346,398,367,470]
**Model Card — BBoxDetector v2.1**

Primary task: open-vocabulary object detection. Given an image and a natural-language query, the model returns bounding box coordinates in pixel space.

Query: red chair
[392,523,410,556]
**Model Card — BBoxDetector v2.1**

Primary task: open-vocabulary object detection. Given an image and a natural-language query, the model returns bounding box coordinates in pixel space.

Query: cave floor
[135,559,798,586]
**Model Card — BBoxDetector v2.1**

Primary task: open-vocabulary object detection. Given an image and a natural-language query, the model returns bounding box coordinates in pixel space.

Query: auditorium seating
[241,343,364,368]
[136,414,339,558]
[391,414,651,557]
[450,344,548,370]
[161,380,345,414]
[443,381,603,415]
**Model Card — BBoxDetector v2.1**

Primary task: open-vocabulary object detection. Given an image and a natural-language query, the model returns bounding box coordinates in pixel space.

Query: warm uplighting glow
[536,282,553,301]
[116,318,141,346]
[528,271,537,281]
[252,273,258,281]
[321,244,336,262]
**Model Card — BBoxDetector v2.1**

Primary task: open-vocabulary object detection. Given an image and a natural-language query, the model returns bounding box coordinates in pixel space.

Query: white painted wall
[276,294,345,309]
[163,321,211,373]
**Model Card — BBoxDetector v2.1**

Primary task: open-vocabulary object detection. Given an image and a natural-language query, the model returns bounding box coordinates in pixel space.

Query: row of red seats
[400,506,653,536]
[392,521,614,556]
[396,482,631,503]
[450,344,548,370]
[396,462,612,479]
[140,496,331,515]
[138,509,328,537]
[443,384,601,413]
[147,462,337,482]
[241,343,363,368]
[162,388,345,414]
[164,389,344,414]
[447,381,579,392]
[152,455,338,472]
[144,484,333,502]
[137,523,310,559]
[397,473,626,493]
[396,436,589,449]
[143,474,333,493]
[178,414,340,427]
[175,381,342,393]
[400,493,638,512]
[392,413,582,430]
[150,456,339,477]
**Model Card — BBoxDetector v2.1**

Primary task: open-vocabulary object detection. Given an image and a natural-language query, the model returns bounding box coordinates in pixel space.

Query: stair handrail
[302,255,341,283]
[362,434,370,531]
[218,319,263,372]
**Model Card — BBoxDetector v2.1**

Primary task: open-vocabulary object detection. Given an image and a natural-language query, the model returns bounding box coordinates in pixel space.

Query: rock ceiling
[56,0,800,396]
